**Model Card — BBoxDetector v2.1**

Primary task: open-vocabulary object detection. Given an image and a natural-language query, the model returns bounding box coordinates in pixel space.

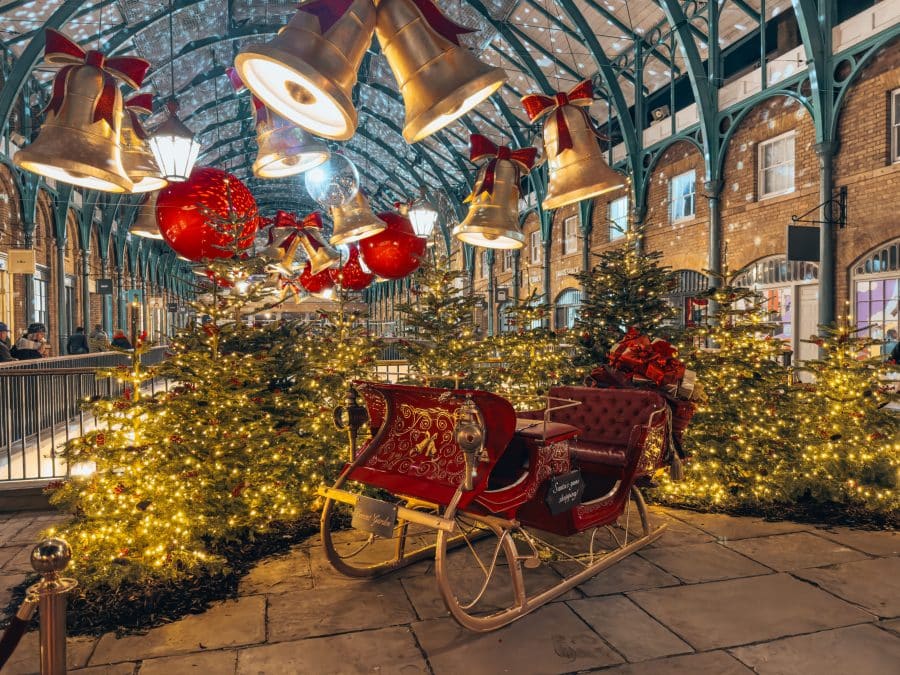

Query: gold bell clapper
[234,0,376,140]
[297,211,341,275]
[329,190,387,245]
[121,93,168,193]
[252,103,330,178]
[130,192,164,239]
[375,0,507,143]
[522,79,625,211]
[14,29,150,193]
[452,134,536,250]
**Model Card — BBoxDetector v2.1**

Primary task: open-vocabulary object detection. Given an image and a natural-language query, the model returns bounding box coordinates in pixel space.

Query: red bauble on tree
[299,261,335,295]
[156,166,259,262]
[331,245,374,291]
[358,211,426,280]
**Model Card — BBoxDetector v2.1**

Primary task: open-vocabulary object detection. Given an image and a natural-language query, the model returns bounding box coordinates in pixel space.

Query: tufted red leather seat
[514,418,581,443]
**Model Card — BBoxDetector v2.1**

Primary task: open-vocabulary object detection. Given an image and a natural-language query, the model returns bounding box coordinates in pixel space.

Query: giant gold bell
[15,66,133,193]
[130,192,163,239]
[299,224,341,276]
[376,0,507,143]
[121,109,167,193]
[330,191,387,245]
[234,0,375,140]
[453,160,524,250]
[253,109,329,178]
[542,106,624,211]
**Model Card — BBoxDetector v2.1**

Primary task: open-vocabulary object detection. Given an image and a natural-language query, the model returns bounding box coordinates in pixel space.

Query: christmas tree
[478,291,575,409]
[573,227,676,366]
[396,253,481,388]
[657,283,797,508]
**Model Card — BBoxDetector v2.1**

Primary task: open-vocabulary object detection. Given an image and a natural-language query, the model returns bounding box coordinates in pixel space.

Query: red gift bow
[469,134,537,198]
[44,29,150,128]
[279,273,304,300]
[124,93,153,141]
[521,79,595,153]
[302,0,474,43]
[609,328,686,387]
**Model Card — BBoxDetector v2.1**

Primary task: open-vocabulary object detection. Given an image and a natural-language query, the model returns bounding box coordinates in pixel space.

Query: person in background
[111,329,133,350]
[883,328,898,361]
[0,322,15,362]
[67,326,90,355]
[13,323,48,359]
[90,324,109,351]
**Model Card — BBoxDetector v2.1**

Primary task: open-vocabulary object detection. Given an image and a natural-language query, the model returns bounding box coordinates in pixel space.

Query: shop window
[852,238,900,359]
[892,89,900,164]
[670,170,695,222]
[33,266,49,329]
[530,231,541,264]
[497,301,514,333]
[502,249,513,272]
[562,215,578,255]
[554,288,581,330]
[758,131,795,198]
[481,252,490,279]
[609,196,628,241]
[667,270,709,328]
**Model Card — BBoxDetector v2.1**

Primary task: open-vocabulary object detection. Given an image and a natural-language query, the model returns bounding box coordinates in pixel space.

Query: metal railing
[0,348,169,483]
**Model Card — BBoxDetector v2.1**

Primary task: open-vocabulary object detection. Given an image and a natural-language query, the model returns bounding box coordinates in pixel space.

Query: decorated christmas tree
[573,227,676,366]
[396,253,481,387]
[478,291,575,408]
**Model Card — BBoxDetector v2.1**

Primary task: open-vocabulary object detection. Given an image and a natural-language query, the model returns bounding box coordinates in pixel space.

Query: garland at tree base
[0,515,343,637]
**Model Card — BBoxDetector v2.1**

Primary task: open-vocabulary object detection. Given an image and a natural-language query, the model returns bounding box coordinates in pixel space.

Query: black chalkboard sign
[352,495,398,538]
[545,470,585,515]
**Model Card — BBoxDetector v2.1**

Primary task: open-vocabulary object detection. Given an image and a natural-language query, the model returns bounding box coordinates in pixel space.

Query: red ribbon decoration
[469,134,536,197]
[410,0,476,45]
[124,93,153,141]
[608,328,686,387]
[298,0,357,34]
[521,79,595,153]
[44,29,150,128]
[279,273,304,301]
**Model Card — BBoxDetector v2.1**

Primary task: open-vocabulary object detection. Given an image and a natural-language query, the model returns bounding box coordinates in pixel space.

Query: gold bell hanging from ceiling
[522,79,625,211]
[330,190,387,245]
[252,102,330,178]
[234,0,375,141]
[453,134,536,250]
[130,192,163,239]
[375,0,507,143]
[121,94,168,193]
[14,30,150,193]
[297,211,341,275]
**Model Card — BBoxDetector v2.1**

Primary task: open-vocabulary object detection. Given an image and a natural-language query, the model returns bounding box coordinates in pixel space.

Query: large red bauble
[156,166,259,262]
[299,261,334,294]
[330,245,374,291]
[358,212,426,280]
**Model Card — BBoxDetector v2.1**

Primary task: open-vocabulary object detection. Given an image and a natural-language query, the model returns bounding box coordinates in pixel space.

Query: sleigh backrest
[349,381,517,507]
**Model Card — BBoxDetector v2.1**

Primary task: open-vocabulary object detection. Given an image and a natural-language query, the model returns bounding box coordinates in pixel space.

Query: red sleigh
[319,381,676,632]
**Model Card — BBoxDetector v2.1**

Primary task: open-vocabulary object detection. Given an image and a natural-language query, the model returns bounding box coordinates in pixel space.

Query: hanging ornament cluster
[234,0,506,144]
[331,244,374,291]
[156,166,259,262]
[522,79,625,210]
[453,134,536,250]
[358,207,426,279]
[14,29,151,193]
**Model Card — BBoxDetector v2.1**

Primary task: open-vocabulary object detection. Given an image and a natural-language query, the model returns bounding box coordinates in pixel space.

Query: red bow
[279,273,304,300]
[124,93,153,141]
[299,211,323,230]
[469,134,536,198]
[521,79,595,153]
[608,328,686,387]
[44,29,150,128]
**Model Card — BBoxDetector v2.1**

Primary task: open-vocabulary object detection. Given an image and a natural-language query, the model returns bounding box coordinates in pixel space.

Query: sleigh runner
[318,380,682,632]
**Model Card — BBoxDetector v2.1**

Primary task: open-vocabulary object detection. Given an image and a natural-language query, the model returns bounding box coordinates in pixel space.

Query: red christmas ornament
[203,269,234,288]
[358,211,426,280]
[299,261,335,295]
[330,244,374,291]
[156,166,259,262]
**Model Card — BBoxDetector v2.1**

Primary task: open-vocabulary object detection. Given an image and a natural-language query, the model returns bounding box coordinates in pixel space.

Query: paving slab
[138,649,238,674]
[598,650,753,674]
[565,554,681,596]
[266,579,417,642]
[620,512,717,548]
[661,510,809,541]
[724,531,869,570]
[1,545,37,574]
[238,548,313,595]
[628,573,874,650]
[0,545,26,569]
[1,633,96,674]
[7,515,67,545]
[0,572,27,608]
[412,602,623,675]
[730,623,900,675]
[880,618,900,636]
[639,542,772,583]
[236,627,428,674]
[568,595,692,663]
[814,527,900,556]
[0,518,33,546]
[90,596,265,664]
[793,556,900,618]
[71,664,136,675]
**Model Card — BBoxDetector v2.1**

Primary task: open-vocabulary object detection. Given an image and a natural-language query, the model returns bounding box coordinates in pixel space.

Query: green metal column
[816,141,837,328]
[115,266,125,332]
[705,179,724,312]
[486,250,495,337]
[55,241,67,352]
[542,239,552,329]
[512,250,521,301]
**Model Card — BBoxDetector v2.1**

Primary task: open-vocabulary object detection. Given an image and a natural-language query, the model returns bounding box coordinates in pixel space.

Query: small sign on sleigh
[545,470,585,515]
[352,495,398,539]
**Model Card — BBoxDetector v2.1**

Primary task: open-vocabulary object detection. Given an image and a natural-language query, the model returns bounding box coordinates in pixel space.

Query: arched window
[733,255,819,361]
[497,301,514,333]
[667,270,709,327]
[851,238,899,358]
[554,288,581,331]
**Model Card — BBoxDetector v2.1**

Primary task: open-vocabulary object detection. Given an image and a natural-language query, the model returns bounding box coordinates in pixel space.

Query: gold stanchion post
[29,538,77,675]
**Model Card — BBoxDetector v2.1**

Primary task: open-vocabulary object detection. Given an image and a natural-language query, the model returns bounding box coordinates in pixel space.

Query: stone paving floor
[0,506,898,674]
